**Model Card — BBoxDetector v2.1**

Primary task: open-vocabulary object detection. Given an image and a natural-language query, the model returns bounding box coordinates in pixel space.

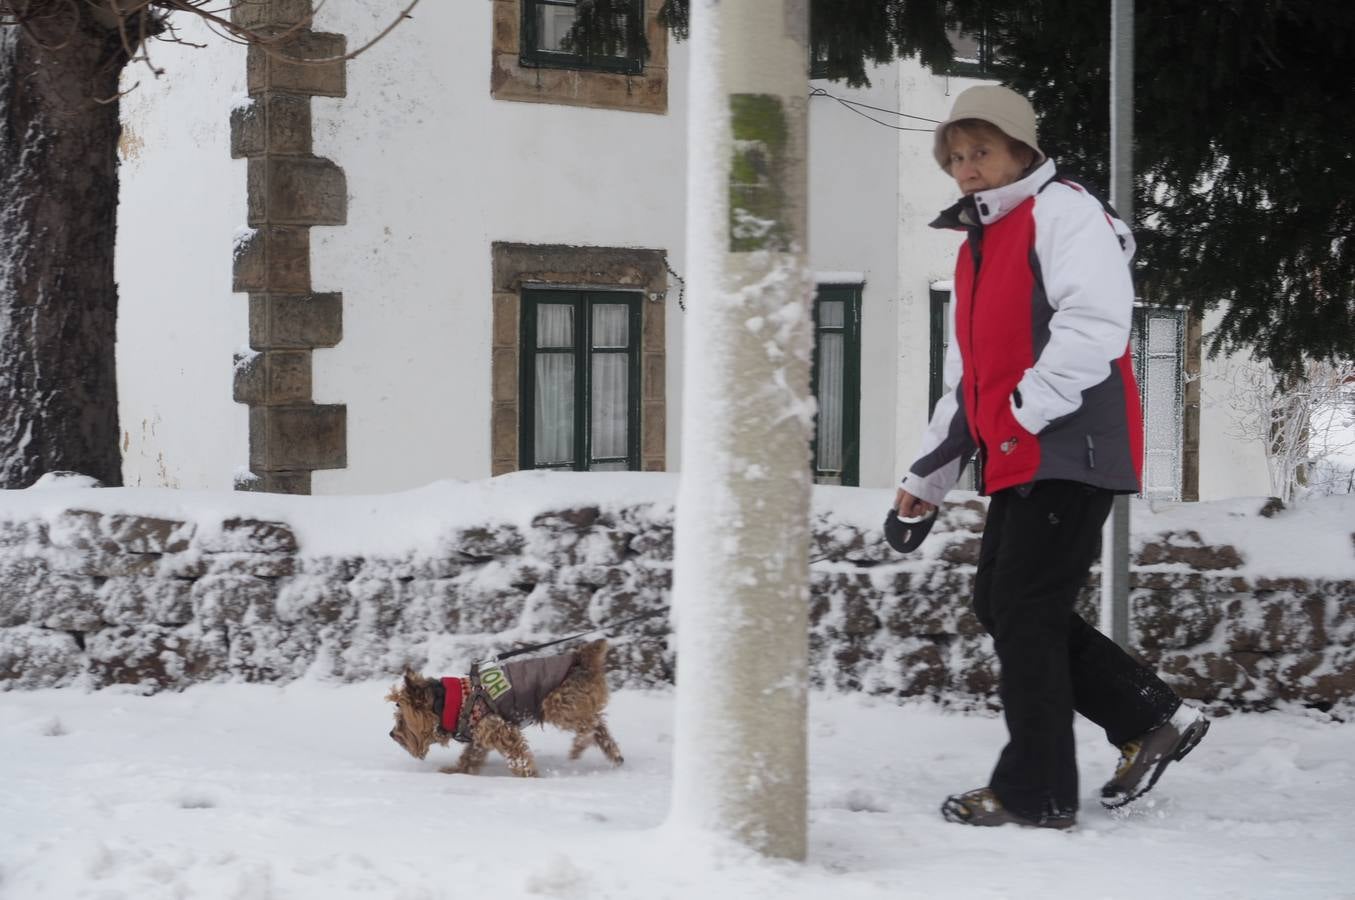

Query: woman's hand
[894,488,936,521]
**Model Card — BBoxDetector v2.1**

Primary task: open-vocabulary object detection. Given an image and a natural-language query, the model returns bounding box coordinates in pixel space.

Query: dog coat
[438,650,578,743]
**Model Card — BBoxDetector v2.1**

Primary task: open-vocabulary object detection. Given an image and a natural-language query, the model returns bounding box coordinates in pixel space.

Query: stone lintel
[491,243,667,293]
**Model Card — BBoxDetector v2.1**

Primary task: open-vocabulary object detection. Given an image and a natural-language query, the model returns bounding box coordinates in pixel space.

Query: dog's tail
[577,638,609,673]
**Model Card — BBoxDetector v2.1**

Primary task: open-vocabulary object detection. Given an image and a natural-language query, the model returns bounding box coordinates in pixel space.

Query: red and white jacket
[902,159,1143,503]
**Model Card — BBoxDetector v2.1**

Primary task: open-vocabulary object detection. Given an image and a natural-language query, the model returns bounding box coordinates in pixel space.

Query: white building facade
[114,0,1270,501]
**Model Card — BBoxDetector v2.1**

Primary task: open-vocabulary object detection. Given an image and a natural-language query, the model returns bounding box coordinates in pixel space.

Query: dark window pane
[533,0,577,53]
[948,27,982,68]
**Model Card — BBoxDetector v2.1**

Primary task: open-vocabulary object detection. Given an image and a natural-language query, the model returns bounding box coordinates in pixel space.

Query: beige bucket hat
[933,85,1046,171]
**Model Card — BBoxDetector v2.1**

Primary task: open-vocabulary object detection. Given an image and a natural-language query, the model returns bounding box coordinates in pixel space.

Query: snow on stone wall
[0,475,1352,715]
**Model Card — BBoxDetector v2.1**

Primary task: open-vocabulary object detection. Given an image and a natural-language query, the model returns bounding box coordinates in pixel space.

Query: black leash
[492,607,668,662]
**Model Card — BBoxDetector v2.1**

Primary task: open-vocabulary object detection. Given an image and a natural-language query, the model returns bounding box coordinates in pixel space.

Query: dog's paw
[438,764,469,775]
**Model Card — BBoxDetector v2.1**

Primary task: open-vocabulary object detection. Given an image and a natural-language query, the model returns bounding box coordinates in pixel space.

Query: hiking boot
[941,787,1075,830]
[1100,704,1211,809]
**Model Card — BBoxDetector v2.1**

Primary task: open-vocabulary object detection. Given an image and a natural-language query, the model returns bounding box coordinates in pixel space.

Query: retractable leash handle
[882,506,938,553]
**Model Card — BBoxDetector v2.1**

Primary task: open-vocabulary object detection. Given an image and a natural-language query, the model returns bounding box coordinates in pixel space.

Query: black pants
[974,480,1179,821]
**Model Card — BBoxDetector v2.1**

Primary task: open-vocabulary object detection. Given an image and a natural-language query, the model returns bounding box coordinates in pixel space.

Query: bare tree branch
[2,0,419,70]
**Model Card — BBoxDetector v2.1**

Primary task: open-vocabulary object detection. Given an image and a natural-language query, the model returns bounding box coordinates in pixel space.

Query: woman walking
[895,85,1210,829]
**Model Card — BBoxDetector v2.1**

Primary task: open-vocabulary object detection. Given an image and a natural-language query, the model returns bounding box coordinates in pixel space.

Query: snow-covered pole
[669,0,812,861]
[1102,0,1134,647]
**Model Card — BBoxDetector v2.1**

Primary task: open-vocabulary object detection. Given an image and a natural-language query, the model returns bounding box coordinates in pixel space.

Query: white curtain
[1141,312,1184,499]
[590,304,629,468]
[534,305,575,467]
[816,301,844,475]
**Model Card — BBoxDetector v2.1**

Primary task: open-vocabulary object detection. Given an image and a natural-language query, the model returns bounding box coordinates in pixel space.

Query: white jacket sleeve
[1010,185,1135,436]
[900,297,976,506]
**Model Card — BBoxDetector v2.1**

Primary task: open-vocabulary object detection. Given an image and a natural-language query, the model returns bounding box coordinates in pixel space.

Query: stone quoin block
[247,156,347,227]
[248,293,342,349]
[238,470,313,495]
[643,353,665,401]
[247,33,347,98]
[492,404,518,464]
[231,93,313,159]
[233,349,313,406]
[491,347,517,403]
[249,404,347,471]
[230,0,314,31]
[232,226,311,294]
[492,292,518,347]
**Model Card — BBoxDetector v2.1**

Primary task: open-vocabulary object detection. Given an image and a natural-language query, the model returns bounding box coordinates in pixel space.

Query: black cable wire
[810,87,943,124]
[810,89,937,133]
[833,103,936,132]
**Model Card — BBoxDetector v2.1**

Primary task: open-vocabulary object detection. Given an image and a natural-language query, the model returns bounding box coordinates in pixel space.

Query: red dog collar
[440,677,464,733]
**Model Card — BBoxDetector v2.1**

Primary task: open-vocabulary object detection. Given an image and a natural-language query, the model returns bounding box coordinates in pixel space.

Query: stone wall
[2,498,1352,715]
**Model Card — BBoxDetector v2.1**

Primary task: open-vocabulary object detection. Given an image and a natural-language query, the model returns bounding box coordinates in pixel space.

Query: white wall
[1196,308,1273,500]
[306,2,690,493]
[116,19,248,489]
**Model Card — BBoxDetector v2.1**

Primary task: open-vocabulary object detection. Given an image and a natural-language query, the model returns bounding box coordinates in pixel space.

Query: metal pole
[1102,0,1133,647]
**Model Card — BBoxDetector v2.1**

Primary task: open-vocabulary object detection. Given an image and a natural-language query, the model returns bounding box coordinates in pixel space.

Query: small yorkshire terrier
[386,638,624,777]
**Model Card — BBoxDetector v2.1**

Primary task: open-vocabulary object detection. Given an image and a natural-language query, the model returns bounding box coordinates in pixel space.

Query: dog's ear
[401,670,442,709]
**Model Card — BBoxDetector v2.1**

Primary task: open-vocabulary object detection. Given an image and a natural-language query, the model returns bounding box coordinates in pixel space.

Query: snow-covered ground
[2,683,1351,899]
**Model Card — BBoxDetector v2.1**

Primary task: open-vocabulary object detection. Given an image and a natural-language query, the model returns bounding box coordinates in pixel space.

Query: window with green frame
[811,284,861,486]
[521,0,644,74]
[520,289,642,471]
